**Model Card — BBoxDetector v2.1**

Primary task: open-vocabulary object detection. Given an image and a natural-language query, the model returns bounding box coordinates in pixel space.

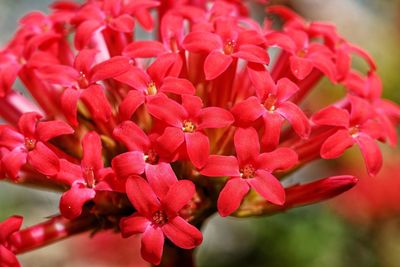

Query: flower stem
[9,215,97,254]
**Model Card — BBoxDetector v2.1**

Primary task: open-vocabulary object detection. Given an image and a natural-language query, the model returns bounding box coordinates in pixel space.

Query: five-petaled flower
[120,175,202,265]
[312,95,383,176]
[201,127,298,216]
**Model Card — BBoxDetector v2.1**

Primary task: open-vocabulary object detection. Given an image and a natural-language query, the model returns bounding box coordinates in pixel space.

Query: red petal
[114,66,149,91]
[28,142,59,176]
[124,41,166,58]
[82,131,103,171]
[181,94,203,118]
[234,127,260,165]
[113,120,150,152]
[0,215,23,243]
[2,147,27,179]
[248,170,285,205]
[185,132,209,169]
[80,84,112,122]
[182,31,222,53]
[200,155,240,177]
[349,95,374,125]
[147,53,182,83]
[134,8,154,31]
[233,44,269,64]
[157,127,185,154]
[126,176,160,216]
[247,63,274,100]
[59,183,96,219]
[18,112,41,137]
[321,129,355,159]
[74,49,98,74]
[160,77,196,95]
[198,107,234,129]
[118,90,145,121]
[112,151,145,178]
[289,56,314,80]
[120,214,150,238]
[37,65,79,86]
[0,128,24,149]
[141,227,164,266]
[309,52,336,82]
[355,133,382,176]
[74,20,103,50]
[204,51,232,80]
[0,245,20,267]
[56,159,83,186]
[108,14,135,33]
[162,216,202,249]
[231,96,264,123]
[36,120,74,142]
[311,106,350,128]
[147,95,187,127]
[261,112,284,151]
[257,148,298,172]
[276,78,300,102]
[162,180,195,216]
[90,56,130,82]
[277,101,310,139]
[265,32,296,52]
[61,88,81,126]
[217,178,250,217]
[145,163,177,199]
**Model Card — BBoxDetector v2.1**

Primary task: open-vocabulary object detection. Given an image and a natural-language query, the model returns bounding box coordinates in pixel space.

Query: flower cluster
[0,1,398,266]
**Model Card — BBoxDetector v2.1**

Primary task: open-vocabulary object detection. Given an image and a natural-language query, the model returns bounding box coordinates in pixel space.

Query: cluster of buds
[0,0,399,266]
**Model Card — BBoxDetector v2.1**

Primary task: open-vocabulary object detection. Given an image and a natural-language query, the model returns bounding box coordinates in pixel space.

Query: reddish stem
[9,215,97,254]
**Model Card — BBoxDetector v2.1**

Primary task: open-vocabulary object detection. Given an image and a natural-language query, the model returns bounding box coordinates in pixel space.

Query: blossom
[231,63,310,150]
[201,127,298,216]
[0,112,73,179]
[312,95,383,176]
[120,175,202,265]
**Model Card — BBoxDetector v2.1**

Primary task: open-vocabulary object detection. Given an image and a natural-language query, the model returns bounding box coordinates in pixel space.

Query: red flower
[114,56,192,120]
[147,94,234,168]
[312,95,383,176]
[59,131,121,219]
[183,17,268,80]
[111,120,179,196]
[37,49,130,125]
[71,0,159,50]
[0,112,73,179]
[120,176,202,265]
[0,216,23,267]
[201,127,298,216]
[232,63,310,150]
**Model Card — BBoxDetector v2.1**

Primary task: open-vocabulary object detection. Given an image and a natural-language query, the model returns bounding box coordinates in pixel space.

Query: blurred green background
[0,0,399,266]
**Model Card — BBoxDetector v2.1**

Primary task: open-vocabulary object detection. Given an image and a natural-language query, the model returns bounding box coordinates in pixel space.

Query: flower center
[297,48,307,58]
[152,210,168,226]
[349,126,360,137]
[146,82,157,95]
[78,71,90,88]
[240,164,255,179]
[223,39,236,55]
[144,149,159,165]
[263,94,277,112]
[182,120,196,133]
[24,137,37,151]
